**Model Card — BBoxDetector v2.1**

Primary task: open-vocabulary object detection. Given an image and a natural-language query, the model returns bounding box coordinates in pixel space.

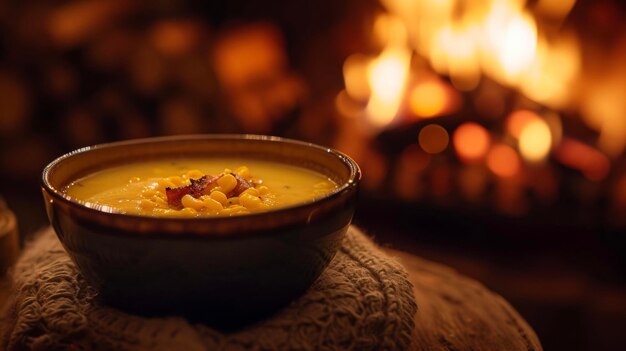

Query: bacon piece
[165,173,252,209]
[165,175,217,209]
[226,173,252,198]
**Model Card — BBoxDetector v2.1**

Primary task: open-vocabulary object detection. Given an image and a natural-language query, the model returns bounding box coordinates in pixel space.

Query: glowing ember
[487,144,521,178]
[506,110,540,139]
[519,119,552,162]
[419,124,449,154]
[453,122,490,163]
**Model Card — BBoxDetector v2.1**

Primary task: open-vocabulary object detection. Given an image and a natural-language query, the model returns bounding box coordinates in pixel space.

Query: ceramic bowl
[41,134,360,327]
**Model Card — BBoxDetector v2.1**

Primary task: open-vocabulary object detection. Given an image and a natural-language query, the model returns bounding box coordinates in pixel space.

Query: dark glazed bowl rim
[41,134,360,239]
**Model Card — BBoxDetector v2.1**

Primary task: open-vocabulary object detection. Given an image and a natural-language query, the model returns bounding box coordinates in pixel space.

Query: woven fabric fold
[1,226,416,351]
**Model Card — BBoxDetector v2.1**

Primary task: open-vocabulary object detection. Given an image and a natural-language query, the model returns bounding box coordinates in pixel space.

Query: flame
[519,118,552,162]
[534,0,576,19]
[373,0,581,105]
[484,6,538,84]
[521,32,581,108]
[365,46,411,127]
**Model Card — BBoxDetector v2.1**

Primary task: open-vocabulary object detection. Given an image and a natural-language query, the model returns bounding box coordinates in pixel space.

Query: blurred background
[0,0,625,349]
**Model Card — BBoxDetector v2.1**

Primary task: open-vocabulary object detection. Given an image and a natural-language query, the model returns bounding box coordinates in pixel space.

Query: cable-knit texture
[0,226,416,351]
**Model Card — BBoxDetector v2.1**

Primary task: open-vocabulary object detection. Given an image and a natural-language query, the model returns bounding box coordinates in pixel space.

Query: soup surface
[64,158,338,217]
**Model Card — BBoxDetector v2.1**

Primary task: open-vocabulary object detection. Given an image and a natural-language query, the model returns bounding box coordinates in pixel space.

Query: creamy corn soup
[64,158,338,217]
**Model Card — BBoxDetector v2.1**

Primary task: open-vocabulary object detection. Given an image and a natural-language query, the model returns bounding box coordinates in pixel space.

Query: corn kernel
[235,166,251,180]
[240,188,259,197]
[167,176,185,186]
[217,174,237,194]
[200,196,223,211]
[179,207,197,217]
[256,185,269,195]
[139,199,155,210]
[157,179,177,190]
[181,194,205,210]
[142,188,156,197]
[222,206,249,216]
[240,193,262,209]
[209,191,228,205]
[152,196,167,206]
[153,208,176,216]
[186,169,204,179]
[227,197,239,206]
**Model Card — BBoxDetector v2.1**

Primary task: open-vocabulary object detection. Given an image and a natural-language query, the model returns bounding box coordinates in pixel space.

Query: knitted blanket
[0,226,416,351]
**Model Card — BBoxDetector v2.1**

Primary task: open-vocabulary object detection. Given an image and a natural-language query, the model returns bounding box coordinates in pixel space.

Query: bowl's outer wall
[45,189,353,322]
[41,135,360,324]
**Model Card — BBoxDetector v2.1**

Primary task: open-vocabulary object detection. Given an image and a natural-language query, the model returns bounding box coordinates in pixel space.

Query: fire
[340,0,583,131]
[494,12,537,83]
[373,0,581,106]
[365,46,411,127]
[521,32,581,109]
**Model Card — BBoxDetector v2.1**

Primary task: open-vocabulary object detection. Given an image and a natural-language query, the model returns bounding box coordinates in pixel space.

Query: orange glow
[506,110,540,139]
[335,90,363,119]
[487,144,521,178]
[150,20,202,57]
[366,47,411,127]
[419,124,449,154]
[373,13,408,47]
[499,12,537,82]
[409,81,447,118]
[521,33,581,108]
[453,122,490,163]
[213,24,286,89]
[519,119,552,162]
[48,0,134,47]
[581,68,626,158]
[535,0,576,19]
[555,138,611,181]
[483,6,538,85]
[373,0,582,112]
[343,54,371,101]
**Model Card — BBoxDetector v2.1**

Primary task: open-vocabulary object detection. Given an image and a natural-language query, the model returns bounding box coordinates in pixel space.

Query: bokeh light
[453,122,490,163]
[487,144,521,178]
[506,110,540,139]
[519,119,552,162]
[409,81,448,118]
[419,124,449,154]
